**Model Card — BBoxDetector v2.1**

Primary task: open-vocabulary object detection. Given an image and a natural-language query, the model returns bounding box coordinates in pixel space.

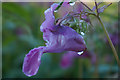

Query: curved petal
[51,3,59,11]
[40,3,59,32]
[22,46,45,77]
[44,26,86,53]
[40,3,86,53]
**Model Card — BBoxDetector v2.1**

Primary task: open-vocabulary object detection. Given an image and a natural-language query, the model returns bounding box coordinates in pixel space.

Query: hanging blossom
[22,3,86,77]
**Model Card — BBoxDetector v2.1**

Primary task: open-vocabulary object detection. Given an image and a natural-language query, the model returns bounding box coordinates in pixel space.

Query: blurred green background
[2,2,119,78]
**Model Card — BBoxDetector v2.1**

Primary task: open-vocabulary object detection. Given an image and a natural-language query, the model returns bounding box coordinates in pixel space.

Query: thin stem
[97,17,120,67]
[94,0,99,16]
[80,2,93,12]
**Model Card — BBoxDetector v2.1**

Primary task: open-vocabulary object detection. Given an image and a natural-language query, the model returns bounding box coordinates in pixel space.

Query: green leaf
[2,3,31,23]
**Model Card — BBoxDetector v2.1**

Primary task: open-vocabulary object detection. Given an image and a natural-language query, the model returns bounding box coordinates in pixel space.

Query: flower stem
[97,16,120,67]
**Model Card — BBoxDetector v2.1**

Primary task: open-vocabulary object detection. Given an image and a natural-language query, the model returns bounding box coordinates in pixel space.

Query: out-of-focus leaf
[2,3,31,23]
[90,64,118,73]
[3,20,16,30]
[19,35,41,47]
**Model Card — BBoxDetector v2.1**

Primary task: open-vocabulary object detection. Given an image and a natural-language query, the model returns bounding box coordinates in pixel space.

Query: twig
[94,0,99,16]
[80,1,93,12]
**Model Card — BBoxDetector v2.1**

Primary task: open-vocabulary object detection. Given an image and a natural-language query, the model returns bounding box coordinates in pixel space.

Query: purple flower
[92,2,102,12]
[60,50,96,69]
[98,5,106,13]
[92,2,112,14]
[23,3,86,77]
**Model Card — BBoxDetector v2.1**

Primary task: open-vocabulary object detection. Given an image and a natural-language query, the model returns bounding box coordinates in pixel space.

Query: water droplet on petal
[69,2,75,6]
[81,32,85,36]
[77,51,84,55]
[54,10,58,12]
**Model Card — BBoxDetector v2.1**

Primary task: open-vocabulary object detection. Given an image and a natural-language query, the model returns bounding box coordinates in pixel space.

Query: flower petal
[40,3,86,53]
[98,5,106,13]
[22,46,45,77]
[40,3,59,32]
[44,25,86,53]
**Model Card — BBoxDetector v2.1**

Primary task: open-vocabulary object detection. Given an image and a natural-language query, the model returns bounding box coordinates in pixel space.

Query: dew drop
[81,32,85,36]
[54,10,58,12]
[77,51,84,55]
[69,2,75,6]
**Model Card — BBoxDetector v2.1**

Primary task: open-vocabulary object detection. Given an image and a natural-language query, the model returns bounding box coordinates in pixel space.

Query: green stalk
[97,17,120,67]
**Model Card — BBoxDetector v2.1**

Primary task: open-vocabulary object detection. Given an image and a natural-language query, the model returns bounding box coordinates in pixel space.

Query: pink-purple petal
[44,26,86,53]
[98,5,106,13]
[22,47,45,77]
[40,3,59,32]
